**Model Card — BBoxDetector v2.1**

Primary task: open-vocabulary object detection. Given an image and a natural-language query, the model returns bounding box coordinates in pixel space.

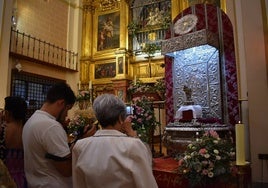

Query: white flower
[230,152,236,156]
[213,140,219,144]
[208,171,214,178]
[204,154,210,158]
[213,149,219,154]
[184,155,191,160]
[216,155,221,160]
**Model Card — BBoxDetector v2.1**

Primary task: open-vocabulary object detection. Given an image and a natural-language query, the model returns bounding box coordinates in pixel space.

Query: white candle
[89,81,92,89]
[235,123,246,165]
[78,81,81,90]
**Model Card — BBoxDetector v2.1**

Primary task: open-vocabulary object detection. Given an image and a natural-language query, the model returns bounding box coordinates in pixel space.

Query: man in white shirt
[23,82,76,188]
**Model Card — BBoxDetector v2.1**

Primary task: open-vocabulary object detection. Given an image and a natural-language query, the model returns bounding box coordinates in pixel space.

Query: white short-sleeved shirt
[72,129,158,188]
[22,110,72,188]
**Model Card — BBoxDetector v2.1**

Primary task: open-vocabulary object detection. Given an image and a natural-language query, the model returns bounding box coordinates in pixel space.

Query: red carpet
[153,157,186,188]
[153,157,178,172]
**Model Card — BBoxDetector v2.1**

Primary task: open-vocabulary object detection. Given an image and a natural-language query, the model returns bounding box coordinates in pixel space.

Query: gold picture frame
[94,62,116,79]
[97,11,120,51]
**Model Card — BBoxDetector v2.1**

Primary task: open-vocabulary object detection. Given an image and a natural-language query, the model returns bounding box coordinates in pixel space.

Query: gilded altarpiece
[80,0,130,101]
[80,0,226,101]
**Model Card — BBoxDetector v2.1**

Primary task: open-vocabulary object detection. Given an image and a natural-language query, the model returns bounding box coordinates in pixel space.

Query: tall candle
[235,123,246,165]
[89,81,92,89]
[78,81,81,90]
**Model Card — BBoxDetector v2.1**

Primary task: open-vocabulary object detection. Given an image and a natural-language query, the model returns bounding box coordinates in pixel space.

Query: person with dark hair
[0,96,28,187]
[22,82,76,188]
[72,94,158,188]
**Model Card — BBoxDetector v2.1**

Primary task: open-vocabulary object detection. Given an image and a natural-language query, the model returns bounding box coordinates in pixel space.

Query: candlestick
[235,123,246,165]
[89,81,92,90]
[134,76,137,85]
[78,81,81,90]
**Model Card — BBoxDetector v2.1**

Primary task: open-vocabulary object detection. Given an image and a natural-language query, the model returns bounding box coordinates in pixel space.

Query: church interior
[1,0,268,187]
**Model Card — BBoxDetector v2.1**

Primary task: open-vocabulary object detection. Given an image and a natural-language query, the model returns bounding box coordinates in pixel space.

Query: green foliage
[127,21,139,35]
[131,96,160,143]
[142,43,161,57]
[127,78,165,97]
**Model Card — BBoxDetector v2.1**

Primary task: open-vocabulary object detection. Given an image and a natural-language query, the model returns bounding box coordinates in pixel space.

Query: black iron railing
[10,28,78,71]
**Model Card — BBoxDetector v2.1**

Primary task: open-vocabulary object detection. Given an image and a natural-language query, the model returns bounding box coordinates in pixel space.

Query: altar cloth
[175,105,202,120]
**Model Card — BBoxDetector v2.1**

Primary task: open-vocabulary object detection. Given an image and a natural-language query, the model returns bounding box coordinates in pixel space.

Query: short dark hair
[46,82,76,105]
[5,96,27,123]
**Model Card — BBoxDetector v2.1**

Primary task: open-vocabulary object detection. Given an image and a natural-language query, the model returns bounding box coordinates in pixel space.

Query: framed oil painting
[97,11,120,51]
[95,62,116,79]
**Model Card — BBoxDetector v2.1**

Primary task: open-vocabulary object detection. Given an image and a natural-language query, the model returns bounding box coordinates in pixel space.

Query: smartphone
[126,106,133,116]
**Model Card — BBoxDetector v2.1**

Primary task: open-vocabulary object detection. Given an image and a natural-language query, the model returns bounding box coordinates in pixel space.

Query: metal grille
[11,70,64,119]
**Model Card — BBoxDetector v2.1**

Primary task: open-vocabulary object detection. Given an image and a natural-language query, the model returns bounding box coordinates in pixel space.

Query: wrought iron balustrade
[9,29,78,71]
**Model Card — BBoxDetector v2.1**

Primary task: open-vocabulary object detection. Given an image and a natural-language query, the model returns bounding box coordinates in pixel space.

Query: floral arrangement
[130,96,160,143]
[127,78,165,98]
[76,90,90,101]
[176,130,236,187]
[67,109,96,139]
[127,79,152,96]
[154,78,165,94]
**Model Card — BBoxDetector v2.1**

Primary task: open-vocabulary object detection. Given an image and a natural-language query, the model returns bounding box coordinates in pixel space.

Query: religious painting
[97,11,120,51]
[95,62,116,79]
[118,57,124,74]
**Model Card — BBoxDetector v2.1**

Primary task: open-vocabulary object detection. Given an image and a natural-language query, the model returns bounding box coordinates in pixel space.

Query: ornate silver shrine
[161,12,235,155]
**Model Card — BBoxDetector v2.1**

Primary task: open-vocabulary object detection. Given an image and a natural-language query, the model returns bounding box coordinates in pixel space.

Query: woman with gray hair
[72,94,158,188]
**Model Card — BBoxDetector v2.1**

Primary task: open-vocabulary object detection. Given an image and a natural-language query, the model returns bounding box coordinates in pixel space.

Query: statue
[183,85,194,105]
[146,7,164,26]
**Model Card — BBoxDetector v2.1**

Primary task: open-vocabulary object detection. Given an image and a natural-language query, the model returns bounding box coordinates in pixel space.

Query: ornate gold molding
[83,2,95,13]
[99,0,120,12]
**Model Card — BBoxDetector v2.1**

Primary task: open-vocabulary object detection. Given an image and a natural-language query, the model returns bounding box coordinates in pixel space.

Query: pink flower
[209,130,219,138]
[202,169,208,175]
[146,115,152,120]
[178,159,184,166]
[199,148,207,155]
